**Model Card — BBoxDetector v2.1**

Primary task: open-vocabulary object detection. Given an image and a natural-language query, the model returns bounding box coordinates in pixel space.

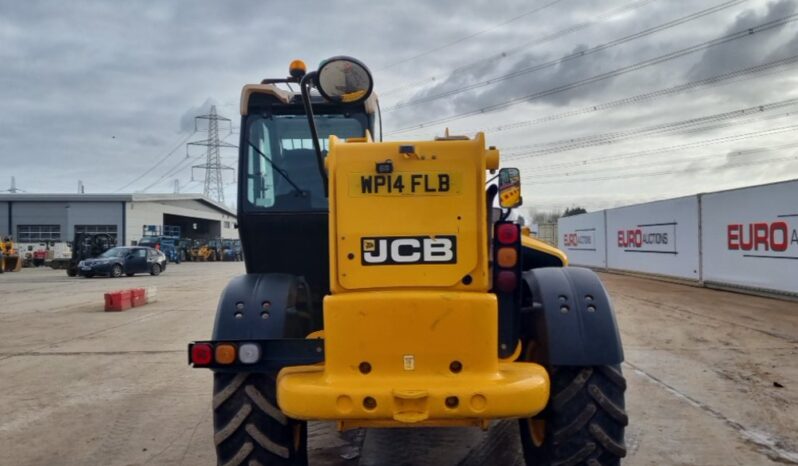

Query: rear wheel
[520,365,628,466]
[213,372,307,466]
[66,268,77,277]
[150,263,161,276]
[111,264,123,278]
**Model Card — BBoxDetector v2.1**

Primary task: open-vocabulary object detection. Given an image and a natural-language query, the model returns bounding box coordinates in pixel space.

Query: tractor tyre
[213,372,307,466]
[150,263,161,276]
[111,264,123,278]
[66,268,77,277]
[519,365,628,466]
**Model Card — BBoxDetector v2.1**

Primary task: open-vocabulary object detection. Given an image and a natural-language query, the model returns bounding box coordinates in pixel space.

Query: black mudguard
[522,267,624,366]
[212,273,317,341]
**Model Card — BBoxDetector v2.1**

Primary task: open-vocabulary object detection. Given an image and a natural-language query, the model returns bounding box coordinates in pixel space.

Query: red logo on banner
[618,229,642,248]
[564,233,578,247]
[727,221,793,252]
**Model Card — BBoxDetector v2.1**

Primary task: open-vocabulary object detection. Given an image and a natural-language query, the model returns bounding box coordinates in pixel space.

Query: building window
[224,221,231,229]
[17,225,61,242]
[75,225,118,240]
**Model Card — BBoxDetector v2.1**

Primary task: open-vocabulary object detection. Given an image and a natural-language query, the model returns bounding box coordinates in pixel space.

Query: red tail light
[496,223,519,244]
[191,343,213,365]
[495,270,517,293]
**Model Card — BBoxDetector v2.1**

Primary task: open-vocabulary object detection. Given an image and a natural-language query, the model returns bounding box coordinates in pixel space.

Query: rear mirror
[316,56,373,105]
[498,167,522,209]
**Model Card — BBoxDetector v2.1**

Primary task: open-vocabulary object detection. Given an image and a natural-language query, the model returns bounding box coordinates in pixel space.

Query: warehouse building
[0,194,237,245]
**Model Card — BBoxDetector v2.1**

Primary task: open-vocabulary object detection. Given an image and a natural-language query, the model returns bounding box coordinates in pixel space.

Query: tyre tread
[553,402,596,443]
[213,372,305,466]
[588,384,629,426]
[215,403,252,446]
[588,422,627,458]
[552,367,593,410]
[520,365,627,466]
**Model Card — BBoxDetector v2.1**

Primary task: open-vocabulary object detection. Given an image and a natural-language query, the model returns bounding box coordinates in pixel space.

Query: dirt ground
[0,264,796,465]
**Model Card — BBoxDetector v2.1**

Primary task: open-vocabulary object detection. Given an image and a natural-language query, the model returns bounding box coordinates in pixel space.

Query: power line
[381,0,658,96]
[114,131,196,192]
[523,152,798,184]
[139,153,202,192]
[503,98,798,157]
[384,0,746,112]
[140,129,238,192]
[378,0,569,72]
[386,14,798,134]
[451,54,798,136]
[510,123,798,171]
[523,141,798,179]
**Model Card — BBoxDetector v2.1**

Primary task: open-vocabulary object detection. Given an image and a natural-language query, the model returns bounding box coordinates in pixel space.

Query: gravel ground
[0,263,795,465]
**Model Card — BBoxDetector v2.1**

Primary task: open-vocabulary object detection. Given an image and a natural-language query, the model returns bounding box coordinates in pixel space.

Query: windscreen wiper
[245,140,306,196]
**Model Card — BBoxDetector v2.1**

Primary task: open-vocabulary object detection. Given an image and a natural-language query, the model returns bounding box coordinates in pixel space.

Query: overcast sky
[2,0,797,212]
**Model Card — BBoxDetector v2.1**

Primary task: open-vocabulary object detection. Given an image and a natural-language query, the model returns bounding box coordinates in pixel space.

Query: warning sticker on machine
[350,172,461,196]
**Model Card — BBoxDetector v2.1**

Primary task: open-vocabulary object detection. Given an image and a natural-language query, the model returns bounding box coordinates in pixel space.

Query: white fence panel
[558,212,606,268]
[606,196,700,280]
[701,180,798,295]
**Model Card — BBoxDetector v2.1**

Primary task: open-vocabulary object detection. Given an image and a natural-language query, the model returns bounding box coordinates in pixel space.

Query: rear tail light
[215,344,237,364]
[238,343,261,364]
[191,343,213,365]
[496,223,519,244]
[496,270,517,293]
[493,222,521,293]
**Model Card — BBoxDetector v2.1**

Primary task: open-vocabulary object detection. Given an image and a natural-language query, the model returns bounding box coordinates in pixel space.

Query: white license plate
[81,266,92,271]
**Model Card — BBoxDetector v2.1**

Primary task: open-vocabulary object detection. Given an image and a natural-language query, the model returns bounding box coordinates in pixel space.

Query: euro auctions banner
[606,196,701,280]
[558,211,606,268]
[701,179,798,294]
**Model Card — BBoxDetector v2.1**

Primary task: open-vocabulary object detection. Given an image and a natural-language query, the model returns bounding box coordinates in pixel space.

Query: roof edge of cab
[240,83,379,116]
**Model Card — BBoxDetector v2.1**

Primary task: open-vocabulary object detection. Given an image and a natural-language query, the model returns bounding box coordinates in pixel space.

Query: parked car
[78,246,167,278]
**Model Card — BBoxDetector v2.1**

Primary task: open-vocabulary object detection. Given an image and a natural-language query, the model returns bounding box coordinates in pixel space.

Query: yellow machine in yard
[0,236,23,273]
[189,240,215,262]
[189,57,627,465]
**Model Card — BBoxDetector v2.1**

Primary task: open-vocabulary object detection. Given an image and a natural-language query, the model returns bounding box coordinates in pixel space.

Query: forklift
[66,233,116,277]
[188,57,626,465]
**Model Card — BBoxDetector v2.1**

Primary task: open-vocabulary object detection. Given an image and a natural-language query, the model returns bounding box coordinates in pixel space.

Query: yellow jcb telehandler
[188,57,627,465]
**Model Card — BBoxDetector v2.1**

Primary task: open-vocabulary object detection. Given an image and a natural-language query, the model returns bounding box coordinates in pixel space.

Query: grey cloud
[687,0,798,80]
[0,0,794,209]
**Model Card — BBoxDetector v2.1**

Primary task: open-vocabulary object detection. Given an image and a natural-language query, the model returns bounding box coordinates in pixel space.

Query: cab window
[245,114,366,211]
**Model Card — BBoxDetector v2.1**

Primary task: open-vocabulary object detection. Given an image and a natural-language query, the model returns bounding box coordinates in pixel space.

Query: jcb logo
[361,236,457,265]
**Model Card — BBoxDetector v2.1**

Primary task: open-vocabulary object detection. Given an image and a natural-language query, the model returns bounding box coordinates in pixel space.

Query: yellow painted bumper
[277,291,549,426]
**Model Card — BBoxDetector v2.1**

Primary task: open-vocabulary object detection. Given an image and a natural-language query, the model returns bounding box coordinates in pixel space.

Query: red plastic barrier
[130,288,147,307]
[104,289,133,312]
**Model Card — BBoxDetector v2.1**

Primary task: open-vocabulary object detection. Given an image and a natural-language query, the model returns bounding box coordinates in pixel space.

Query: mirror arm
[299,71,329,197]
[376,98,384,142]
